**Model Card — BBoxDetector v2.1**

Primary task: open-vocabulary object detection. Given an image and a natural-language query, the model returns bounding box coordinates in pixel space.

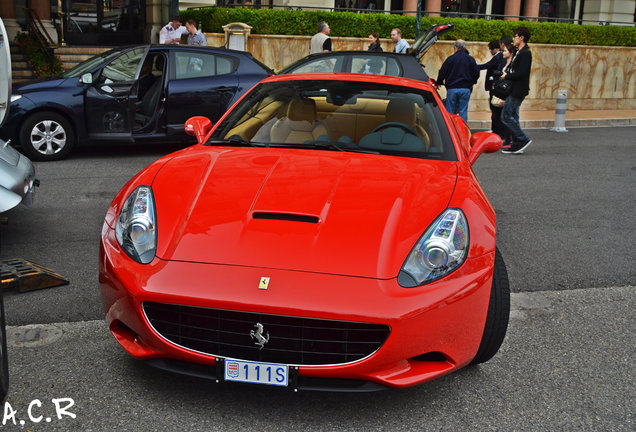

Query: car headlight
[10,95,21,102]
[398,209,469,287]
[115,186,156,264]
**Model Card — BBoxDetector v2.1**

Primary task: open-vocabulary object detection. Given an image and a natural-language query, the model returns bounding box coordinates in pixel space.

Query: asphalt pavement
[4,287,633,431]
[0,126,634,430]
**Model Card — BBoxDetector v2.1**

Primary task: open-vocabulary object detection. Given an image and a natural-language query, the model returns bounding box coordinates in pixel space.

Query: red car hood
[152,147,457,279]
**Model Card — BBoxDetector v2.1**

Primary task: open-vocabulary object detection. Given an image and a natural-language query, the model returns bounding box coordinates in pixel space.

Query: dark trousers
[491,104,511,143]
[501,95,530,143]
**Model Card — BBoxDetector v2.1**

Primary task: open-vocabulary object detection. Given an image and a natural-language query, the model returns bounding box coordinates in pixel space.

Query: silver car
[0,18,37,213]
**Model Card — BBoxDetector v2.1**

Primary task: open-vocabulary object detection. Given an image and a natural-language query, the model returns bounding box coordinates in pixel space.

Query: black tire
[471,248,510,365]
[19,111,75,161]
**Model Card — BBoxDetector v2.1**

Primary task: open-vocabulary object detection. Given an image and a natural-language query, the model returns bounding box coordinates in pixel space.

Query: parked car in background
[279,24,454,82]
[0,19,37,214]
[100,72,508,391]
[0,45,273,161]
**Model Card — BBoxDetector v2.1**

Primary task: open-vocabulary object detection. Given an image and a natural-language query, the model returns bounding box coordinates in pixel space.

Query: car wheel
[471,248,510,365]
[19,112,75,161]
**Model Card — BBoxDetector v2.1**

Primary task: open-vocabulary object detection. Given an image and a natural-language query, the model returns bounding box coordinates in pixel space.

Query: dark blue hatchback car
[1,45,272,160]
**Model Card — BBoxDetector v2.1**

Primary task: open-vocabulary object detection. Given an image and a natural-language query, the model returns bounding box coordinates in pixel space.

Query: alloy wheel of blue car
[19,111,75,161]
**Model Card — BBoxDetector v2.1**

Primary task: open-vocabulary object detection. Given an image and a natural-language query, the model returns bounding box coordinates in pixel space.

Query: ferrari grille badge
[250,323,270,349]
[259,277,270,290]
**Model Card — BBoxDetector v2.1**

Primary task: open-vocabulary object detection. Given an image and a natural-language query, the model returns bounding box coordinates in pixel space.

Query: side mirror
[80,73,92,84]
[449,113,471,155]
[185,116,212,145]
[468,132,502,165]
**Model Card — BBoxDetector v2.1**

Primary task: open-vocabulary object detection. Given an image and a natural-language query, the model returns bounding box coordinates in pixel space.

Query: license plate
[224,359,288,387]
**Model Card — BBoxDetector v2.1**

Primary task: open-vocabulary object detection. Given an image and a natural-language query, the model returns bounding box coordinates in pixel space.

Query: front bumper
[100,225,494,389]
[0,140,37,212]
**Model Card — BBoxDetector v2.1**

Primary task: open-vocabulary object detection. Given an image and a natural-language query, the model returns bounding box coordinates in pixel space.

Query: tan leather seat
[270,98,328,143]
[385,99,430,150]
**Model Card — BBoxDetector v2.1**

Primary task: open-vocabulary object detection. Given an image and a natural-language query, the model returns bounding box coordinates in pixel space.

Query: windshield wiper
[298,141,380,154]
[303,141,346,151]
[207,136,268,148]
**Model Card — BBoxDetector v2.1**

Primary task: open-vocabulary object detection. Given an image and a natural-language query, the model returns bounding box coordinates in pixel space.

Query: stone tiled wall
[207,33,636,112]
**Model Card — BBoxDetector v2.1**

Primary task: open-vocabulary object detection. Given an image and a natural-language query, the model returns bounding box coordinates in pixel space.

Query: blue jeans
[501,95,529,143]
[445,88,471,122]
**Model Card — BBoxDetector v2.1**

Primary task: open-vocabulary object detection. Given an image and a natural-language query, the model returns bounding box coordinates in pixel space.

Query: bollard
[550,89,568,132]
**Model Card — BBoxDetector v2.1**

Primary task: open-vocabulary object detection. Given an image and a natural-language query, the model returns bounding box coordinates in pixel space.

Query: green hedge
[180,7,635,47]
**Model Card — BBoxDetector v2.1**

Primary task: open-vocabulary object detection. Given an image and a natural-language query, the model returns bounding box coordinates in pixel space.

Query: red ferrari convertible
[100,73,509,391]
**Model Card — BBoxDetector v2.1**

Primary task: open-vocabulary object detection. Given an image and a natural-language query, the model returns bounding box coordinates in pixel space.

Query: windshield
[61,49,126,78]
[210,79,456,161]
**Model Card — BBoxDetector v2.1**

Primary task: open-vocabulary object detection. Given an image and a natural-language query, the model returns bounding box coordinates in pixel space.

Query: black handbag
[492,78,513,99]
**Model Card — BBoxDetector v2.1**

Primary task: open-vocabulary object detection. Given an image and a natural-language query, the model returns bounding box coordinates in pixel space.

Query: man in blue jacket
[437,40,480,123]
[501,27,533,154]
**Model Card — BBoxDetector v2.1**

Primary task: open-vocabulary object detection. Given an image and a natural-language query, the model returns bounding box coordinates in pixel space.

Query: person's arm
[478,53,499,70]
[159,27,169,44]
[505,50,531,81]
[472,58,480,84]
[437,61,448,86]
[502,50,530,80]
[322,38,332,52]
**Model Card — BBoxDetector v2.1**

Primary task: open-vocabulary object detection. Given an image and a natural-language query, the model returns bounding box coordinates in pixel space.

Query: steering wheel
[371,122,418,136]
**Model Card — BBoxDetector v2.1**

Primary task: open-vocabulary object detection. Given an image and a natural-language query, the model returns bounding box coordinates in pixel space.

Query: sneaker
[501,141,512,150]
[502,139,532,154]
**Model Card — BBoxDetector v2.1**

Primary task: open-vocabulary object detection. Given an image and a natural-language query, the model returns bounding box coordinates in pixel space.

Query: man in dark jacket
[437,40,480,122]
[479,40,503,93]
[501,27,533,154]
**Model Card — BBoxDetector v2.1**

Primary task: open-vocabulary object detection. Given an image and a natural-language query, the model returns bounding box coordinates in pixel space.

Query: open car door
[411,24,455,63]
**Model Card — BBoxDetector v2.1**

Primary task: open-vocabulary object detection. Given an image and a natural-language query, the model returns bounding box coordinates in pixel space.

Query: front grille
[143,302,390,366]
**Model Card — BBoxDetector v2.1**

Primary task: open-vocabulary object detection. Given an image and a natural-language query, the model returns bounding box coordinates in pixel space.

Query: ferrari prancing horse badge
[259,277,270,290]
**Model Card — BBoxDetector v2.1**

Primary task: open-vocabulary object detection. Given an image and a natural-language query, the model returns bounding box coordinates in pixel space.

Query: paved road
[4,287,634,431]
[0,127,634,430]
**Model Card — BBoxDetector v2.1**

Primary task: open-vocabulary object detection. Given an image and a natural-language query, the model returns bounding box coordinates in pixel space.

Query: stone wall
[206,32,636,112]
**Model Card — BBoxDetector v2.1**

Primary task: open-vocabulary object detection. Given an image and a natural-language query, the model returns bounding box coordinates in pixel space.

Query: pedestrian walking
[357,32,383,74]
[310,22,332,54]
[500,27,533,154]
[185,19,207,46]
[479,40,503,93]
[491,42,517,148]
[367,32,382,52]
[391,28,410,54]
[478,40,506,141]
[436,39,480,123]
[159,16,187,44]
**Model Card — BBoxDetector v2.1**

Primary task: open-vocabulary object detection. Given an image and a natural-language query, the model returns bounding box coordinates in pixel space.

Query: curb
[468,117,636,130]
[468,118,636,129]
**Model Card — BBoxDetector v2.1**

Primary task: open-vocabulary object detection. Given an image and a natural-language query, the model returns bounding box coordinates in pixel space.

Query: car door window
[351,55,402,77]
[290,55,345,73]
[385,58,401,77]
[174,52,237,79]
[98,47,146,84]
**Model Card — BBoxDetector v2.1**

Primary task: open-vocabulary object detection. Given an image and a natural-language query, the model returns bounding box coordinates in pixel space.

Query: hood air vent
[252,212,319,224]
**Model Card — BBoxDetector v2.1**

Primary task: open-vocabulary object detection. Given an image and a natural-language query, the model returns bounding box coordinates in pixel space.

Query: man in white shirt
[309,22,332,54]
[391,28,410,54]
[159,17,188,44]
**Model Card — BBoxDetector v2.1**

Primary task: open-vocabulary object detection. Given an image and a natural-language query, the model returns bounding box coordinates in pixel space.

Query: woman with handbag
[490,43,516,148]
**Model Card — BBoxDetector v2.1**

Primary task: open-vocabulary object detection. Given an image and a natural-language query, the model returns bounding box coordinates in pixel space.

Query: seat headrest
[155,55,165,70]
[386,99,416,125]
[287,98,316,122]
